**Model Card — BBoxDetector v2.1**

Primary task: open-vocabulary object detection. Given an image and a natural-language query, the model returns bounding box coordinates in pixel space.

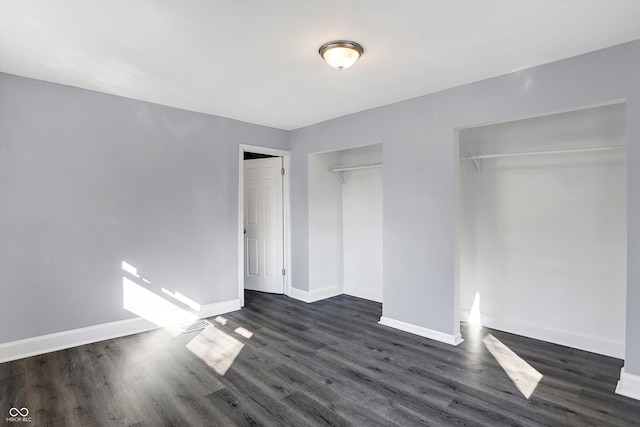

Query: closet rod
[461,145,626,161]
[329,162,382,185]
[329,162,383,172]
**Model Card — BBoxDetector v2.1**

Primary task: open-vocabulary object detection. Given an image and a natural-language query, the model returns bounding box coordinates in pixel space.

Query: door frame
[238,144,291,306]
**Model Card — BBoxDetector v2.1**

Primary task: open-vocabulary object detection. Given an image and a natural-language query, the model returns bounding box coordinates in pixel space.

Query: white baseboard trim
[379,316,464,346]
[460,308,624,359]
[288,287,311,302]
[0,298,241,363]
[344,286,382,303]
[289,285,342,303]
[616,368,640,401]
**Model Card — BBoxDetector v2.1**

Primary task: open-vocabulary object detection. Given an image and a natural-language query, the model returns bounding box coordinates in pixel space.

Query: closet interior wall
[308,143,383,302]
[458,103,627,358]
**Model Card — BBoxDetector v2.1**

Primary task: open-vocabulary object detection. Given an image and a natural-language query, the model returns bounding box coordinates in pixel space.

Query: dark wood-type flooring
[2,291,640,426]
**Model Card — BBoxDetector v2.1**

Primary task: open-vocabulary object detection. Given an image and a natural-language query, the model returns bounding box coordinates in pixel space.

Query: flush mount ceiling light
[319,40,364,71]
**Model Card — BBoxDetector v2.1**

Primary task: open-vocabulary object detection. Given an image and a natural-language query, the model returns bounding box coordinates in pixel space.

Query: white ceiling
[1,1,639,130]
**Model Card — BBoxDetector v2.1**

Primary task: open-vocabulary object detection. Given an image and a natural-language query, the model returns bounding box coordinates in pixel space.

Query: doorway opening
[238,144,291,306]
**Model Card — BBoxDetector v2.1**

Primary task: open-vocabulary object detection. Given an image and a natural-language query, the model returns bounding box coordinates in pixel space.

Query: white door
[244,157,284,293]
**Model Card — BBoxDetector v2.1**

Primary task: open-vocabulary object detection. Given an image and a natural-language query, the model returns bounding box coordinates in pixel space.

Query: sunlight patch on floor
[234,326,253,339]
[483,333,543,399]
[186,326,245,375]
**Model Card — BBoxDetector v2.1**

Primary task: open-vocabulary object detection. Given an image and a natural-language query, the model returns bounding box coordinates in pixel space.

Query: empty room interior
[2,1,640,425]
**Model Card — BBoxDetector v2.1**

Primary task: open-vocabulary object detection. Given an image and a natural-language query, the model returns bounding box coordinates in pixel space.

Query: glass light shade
[319,41,363,71]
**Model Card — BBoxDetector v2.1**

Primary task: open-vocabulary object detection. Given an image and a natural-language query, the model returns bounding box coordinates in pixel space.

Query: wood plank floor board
[529,380,640,427]
[2,291,640,426]
[242,301,312,332]
[243,321,331,357]
[315,343,459,409]
[288,299,373,327]
[265,365,395,427]
[62,346,129,424]
[0,372,27,416]
[23,352,72,426]
[358,397,435,427]
[231,311,329,353]
[224,351,296,400]
[443,396,542,427]
[281,390,356,427]
[204,387,266,427]
[438,383,550,427]
[577,387,640,424]
[206,380,313,427]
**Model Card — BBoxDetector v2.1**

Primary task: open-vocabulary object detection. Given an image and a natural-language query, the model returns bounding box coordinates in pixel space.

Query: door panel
[244,157,284,293]
[265,238,277,277]
[247,187,258,224]
[247,237,259,276]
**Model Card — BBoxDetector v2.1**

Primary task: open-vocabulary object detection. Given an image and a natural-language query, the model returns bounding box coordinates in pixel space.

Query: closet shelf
[329,162,383,184]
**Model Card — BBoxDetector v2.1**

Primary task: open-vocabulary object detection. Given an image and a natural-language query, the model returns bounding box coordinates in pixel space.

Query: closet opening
[308,143,383,302]
[457,102,627,358]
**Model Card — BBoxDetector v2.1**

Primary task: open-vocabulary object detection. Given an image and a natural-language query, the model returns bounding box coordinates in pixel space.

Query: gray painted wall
[289,40,640,374]
[308,150,344,294]
[0,73,289,343]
